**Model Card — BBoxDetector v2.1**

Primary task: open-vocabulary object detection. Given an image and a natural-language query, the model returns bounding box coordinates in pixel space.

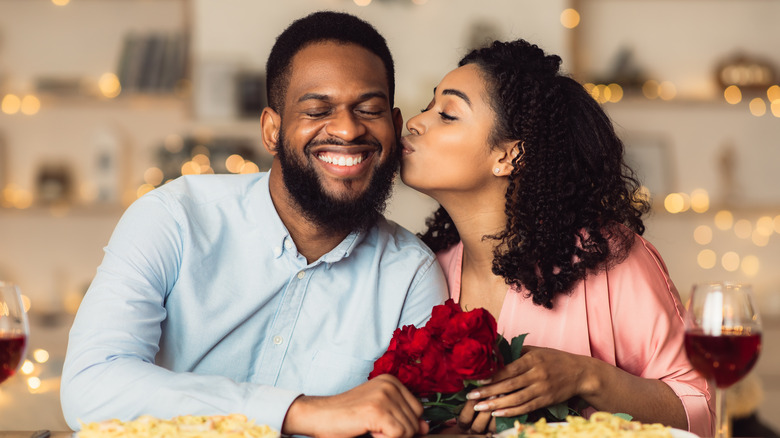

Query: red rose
[449,337,497,380]
[368,349,399,379]
[417,343,462,395]
[395,325,432,358]
[397,362,425,394]
[441,307,497,347]
[425,299,462,336]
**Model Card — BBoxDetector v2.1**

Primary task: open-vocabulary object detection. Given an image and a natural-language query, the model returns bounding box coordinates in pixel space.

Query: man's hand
[281,374,429,438]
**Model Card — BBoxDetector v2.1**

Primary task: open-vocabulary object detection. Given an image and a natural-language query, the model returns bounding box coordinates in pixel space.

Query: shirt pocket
[303,349,375,396]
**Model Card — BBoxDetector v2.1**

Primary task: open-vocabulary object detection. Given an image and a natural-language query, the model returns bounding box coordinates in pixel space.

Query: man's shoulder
[148,173,268,206]
[368,217,436,260]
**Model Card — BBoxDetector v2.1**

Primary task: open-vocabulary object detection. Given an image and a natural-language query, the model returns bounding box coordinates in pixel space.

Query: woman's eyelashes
[419,106,458,122]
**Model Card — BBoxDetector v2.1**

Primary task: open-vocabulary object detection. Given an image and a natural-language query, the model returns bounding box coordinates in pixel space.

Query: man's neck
[267,164,350,263]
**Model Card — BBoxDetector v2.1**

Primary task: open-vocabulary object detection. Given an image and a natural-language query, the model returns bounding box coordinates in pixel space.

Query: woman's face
[401,64,502,199]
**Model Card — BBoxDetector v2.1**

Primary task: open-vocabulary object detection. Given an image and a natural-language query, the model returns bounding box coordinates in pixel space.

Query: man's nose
[325,109,368,141]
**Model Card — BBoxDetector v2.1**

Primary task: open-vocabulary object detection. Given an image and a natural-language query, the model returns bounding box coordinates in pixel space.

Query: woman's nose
[406,112,425,135]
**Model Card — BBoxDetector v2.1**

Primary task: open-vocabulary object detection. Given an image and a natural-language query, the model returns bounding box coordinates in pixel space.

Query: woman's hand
[456,346,597,433]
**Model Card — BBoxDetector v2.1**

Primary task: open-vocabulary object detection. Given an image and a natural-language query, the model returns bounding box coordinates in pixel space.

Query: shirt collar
[257,169,370,264]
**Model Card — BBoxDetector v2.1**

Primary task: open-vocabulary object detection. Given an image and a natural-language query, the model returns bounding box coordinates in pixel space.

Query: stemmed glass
[684,282,762,438]
[0,282,29,385]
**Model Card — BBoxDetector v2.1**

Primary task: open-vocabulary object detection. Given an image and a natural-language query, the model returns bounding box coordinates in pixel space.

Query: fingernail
[492,410,507,417]
[477,379,492,385]
[474,402,489,411]
[466,391,481,400]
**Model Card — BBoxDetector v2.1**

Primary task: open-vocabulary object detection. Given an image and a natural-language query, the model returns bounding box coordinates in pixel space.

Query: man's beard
[275,130,399,235]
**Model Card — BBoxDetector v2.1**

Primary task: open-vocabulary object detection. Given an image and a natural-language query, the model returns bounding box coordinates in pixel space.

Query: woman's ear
[492,141,524,176]
[261,107,281,156]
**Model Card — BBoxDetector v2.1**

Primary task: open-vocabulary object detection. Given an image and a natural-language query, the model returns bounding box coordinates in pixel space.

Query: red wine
[684,329,761,388]
[0,334,27,384]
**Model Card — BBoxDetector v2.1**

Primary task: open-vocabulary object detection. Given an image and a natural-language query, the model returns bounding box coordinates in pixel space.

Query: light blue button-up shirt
[61,172,447,431]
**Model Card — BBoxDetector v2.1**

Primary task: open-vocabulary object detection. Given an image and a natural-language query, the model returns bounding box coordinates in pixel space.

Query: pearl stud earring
[494,168,501,174]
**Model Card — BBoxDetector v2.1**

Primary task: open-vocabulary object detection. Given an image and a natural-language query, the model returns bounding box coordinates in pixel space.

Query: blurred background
[0,0,778,432]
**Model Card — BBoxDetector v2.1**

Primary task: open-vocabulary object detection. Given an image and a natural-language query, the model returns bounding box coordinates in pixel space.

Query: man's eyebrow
[297,91,389,103]
[433,86,472,107]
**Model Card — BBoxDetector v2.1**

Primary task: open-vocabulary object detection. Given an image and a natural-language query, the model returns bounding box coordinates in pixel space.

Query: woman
[400,39,714,436]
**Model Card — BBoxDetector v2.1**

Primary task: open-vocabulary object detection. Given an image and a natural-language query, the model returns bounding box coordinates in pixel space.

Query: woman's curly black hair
[419,39,651,309]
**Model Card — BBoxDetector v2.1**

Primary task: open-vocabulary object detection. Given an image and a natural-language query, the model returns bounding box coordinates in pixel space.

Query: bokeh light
[658,81,677,101]
[20,360,34,375]
[2,94,21,114]
[143,167,164,186]
[751,229,770,247]
[714,210,734,230]
[721,251,740,272]
[734,219,752,239]
[99,73,121,98]
[354,0,371,5]
[749,97,766,116]
[664,193,685,213]
[693,225,713,245]
[724,85,742,104]
[690,189,709,213]
[768,85,780,103]
[33,349,50,364]
[756,216,774,236]
[226,154,245,173]
[642,80,660,100]
[21,95,41,115]
[607,83,623,103]
[741,255,760,277]
[697,249,717,269]
[560,8,581,29]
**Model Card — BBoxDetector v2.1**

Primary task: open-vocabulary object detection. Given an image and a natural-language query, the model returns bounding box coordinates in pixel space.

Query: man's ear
[261,107,281,156]
[392,107,403,139]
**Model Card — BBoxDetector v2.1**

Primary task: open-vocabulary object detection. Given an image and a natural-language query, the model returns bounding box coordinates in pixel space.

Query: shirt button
[284,239,293,250]
[297,271,305,279]
[272,335,283,345]
[273,247,282,257]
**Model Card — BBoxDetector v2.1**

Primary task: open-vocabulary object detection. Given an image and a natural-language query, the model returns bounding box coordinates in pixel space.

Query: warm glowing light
[99,73,121,99]
[191,144,210,158]
[756,216,774,236]
[749,97,767,116]
[583,83,596,94]
[642,80,659,100]
[658,81,677,101]
[181,161,201,176]
[741,255,760,277]
[751,229,770,247]
[33,349,50,364]
[239,162,260,174]
[768,85,780,103]
[772,101,780,118]
[560,8,581,29]
[721,251,740,272]
[52,0,70,5]
[597,84,611,103]
[714,210,734,230]
[664,193,685,214]
[21,95,41,115]
[136,184,155,198]
[354,0,371,5]
[697,249,717,270]
[143,167,164,186]
[734,219,752,239]
[724,85,742,104]
[774,214,780,234]
[12,189,33,209]
[164,134,184,153]
[192,154,211,171]
[693,225,713,245]
[607,84,623,103]
[79,183,99,203]
[27,377,41,390]
[20,294,31,312]
[690,189,709,213]
[412,0,428,4]
[225,154,245,173]
[2,94,21,114]
[21,360,34,375]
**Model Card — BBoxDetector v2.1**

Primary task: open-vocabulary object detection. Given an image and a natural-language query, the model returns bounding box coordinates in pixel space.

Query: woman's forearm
[580,356,688,430]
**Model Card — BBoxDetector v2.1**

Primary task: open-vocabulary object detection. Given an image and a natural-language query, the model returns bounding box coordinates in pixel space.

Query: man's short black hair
[265,10,395,112]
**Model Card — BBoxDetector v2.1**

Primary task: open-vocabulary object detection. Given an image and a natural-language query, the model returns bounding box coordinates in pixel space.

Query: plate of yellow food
[77,414,280,438]
[496,412,698,438]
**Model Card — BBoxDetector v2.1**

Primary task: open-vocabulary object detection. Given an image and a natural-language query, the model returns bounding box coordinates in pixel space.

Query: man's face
[269,41,401,233]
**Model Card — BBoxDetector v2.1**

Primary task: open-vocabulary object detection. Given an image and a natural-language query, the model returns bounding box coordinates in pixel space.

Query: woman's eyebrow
[434,86,472,107]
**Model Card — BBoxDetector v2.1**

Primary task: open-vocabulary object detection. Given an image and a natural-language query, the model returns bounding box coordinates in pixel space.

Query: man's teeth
[317,154,364,167]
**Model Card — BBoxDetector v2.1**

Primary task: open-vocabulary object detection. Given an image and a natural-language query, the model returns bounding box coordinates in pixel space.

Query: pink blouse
[437,234,715,437]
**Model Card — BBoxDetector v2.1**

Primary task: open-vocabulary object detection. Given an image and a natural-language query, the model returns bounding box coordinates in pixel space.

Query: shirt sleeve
[397,246,449,328]
[60,192,299,432]
[607,236,715,437]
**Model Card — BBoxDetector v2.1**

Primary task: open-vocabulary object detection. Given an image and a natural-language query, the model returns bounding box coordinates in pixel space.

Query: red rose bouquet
[369,299,577,431]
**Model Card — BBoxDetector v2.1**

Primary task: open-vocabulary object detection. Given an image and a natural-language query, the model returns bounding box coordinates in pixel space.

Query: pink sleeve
[607,236,715,437]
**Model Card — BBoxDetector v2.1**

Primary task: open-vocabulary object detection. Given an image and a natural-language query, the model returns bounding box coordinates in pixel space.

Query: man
[61,11,447,438]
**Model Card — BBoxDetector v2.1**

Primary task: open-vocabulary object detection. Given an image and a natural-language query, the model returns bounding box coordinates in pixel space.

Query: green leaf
[423,405,458,422]
[614,413,633,421]
[497,334,513,365]
[496,414,527,433]
[510,333,528,361]
[545,402,570,420]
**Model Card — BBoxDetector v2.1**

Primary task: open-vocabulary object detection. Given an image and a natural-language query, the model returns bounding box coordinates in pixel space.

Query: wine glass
[684,282,762,438]
[0,282,29,385]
